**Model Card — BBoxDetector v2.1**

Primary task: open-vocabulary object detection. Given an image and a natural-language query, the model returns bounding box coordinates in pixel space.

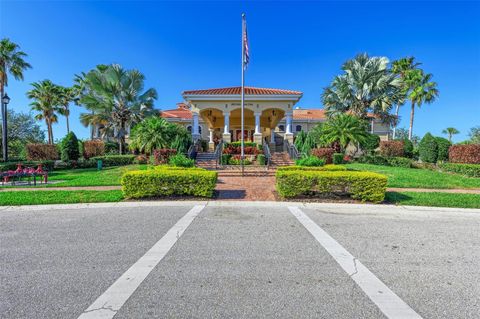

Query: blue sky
[1,0,479,142]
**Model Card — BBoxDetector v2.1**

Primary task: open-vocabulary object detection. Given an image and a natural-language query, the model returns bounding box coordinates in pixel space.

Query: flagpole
[240,13,245,176]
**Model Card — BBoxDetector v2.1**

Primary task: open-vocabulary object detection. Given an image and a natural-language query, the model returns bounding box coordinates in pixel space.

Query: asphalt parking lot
[1,202,479,318]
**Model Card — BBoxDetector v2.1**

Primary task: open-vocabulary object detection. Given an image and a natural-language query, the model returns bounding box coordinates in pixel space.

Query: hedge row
[26,144,59,161]
[379,141,404,157]
[357,155,413,168]
[276,170,387,202]
[91,155,136,167]
[438,163,480,178]
[277,165,347,172]
[311,148,334,164]
[121,167,217,198]
[449,145,480,164]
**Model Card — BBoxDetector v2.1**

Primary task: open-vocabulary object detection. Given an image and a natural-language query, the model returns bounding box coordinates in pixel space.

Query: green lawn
[0,190,123,206]
[3,165,147,188]
[385,191,480,209]
[346,163,480,189]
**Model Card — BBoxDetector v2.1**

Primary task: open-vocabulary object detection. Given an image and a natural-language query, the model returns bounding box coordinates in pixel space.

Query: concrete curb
[1,200,480,213]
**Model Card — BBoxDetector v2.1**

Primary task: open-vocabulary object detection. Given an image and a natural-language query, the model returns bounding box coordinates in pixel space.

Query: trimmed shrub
[26,144,59,161]
[357,155,389,166]
[105,141,119,155]
[257,154,266,165]
[333,153,344,164]
[152,149,177,165]
[229,155,252,165]
[295,156,325,167]
[311,148,334,164]
[438,163,480,178]
[91,155,136,166]
[134,154,149,165]
[221,154,231,165]
[121,168,217,198]
[361,133,380,155]
[277,165,347,172]
[448,144,480,164]
[386,157,413,168]
[83,140,105,159]
[402,138,414,158]
[379,141,404,157]
[168,154,195,167]
[60,132,80,161]
[275,170,387,202]
[435,137,451,162]
[419,133,438,163]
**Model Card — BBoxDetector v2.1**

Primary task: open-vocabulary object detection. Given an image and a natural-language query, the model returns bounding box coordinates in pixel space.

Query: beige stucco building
[161,86,391,151]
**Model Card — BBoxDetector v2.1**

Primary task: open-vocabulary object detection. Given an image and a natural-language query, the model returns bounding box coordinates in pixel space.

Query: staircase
[270,152,294,167]
[195,152,217,169]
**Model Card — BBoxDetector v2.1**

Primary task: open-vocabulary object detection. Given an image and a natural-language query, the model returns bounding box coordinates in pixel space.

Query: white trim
[183,94,302,102]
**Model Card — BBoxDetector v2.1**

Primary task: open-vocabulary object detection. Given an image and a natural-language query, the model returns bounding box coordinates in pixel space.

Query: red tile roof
[161,109,192,119]
[293,109,326,120]
[182,86,302,96]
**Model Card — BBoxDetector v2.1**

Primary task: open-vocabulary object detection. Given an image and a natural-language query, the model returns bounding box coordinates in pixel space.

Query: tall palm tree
[0,38,32,160]
[322,53,403,121]
[0,38,32,104]
[27,80,61,144]
[78,64,157,154]
[57,85,75,133]
[405,70,439,140]
[391,57,421,139]
[319,114,368,152]
[442,127,459,142]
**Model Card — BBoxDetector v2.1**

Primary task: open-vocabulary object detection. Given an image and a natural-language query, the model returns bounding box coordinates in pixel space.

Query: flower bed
[276,169,387,202]
[121,167,217,198]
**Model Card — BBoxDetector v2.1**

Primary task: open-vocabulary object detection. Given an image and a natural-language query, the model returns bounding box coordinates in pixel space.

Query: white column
[192,112,200,140]
[270,129,275,143]
[223,112,230,134]
[209,128,214,143]
[254,112,261,134]
[285,112,293,134]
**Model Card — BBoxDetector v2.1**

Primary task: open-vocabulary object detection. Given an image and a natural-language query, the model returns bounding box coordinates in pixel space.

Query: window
[187,125,192,133]
[198,126,202,134]
[278,125,285,132]
[296,125,302,132]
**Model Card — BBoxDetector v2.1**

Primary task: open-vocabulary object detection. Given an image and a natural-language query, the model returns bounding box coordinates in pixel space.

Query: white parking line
[77,205,205,319]
[288,206,422,319]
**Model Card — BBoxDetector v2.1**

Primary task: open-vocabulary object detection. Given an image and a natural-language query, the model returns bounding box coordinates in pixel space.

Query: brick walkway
[215,175,277,201]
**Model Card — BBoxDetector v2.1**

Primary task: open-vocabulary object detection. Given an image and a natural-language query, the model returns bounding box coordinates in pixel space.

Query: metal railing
[263,138,272,169]
[284,139,301,160]
[214,141,223,169]
[187,139,201,160]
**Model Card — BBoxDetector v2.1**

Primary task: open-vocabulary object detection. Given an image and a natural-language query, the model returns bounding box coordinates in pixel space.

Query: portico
[182,86,302,150]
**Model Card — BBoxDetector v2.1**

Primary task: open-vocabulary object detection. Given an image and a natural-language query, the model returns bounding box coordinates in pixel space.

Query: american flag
[243,14,249,69]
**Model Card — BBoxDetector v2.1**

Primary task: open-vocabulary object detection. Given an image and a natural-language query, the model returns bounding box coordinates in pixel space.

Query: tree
[405,70,439,140]
[419,133,438,163]
[129,117,175,154]
[318,114,368,152]
[57,86,76,133]
[391,57,421,139]
[27,79,62,144]
[468,126,480,144]
[78,64,157,154]
[0,38,32,161]
[442,127,459,142]
[322,53,403,121]
[0,110,45,158]
[60,131,80,161]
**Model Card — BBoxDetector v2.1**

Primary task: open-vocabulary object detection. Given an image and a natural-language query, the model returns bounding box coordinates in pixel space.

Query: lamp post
[2,93,10,162]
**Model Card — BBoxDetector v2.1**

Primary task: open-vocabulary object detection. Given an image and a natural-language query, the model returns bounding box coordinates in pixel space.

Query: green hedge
[276,170,387,202]
[121,167,217,198]
[438,163,480,178]
[91,155,136,167]
[419,133,438,163]
[333,153,344,164]
[277,165,347,172]
[295,156,325,167]
[356,155,413,168]
[386,157,413,168]
[257,154,266,165]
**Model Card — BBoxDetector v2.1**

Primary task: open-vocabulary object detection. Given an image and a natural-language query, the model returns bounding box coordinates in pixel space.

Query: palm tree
[78,64,157,154]
[27,80,62,144]
[57,85,76,134]
[391,57,421,139]
[129,117,174,154]
[322,53,403,121]
[442,127,459,142]
[0,38,32,160]
[319,114,368,152]
[0,38,32,104]
[405,70,439,140]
